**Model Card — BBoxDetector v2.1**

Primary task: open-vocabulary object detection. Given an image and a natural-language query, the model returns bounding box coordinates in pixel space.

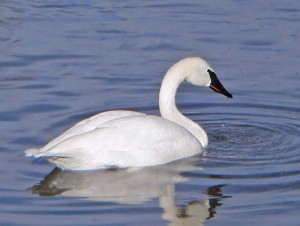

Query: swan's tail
[25,148,74,158]
[25,148,42,157]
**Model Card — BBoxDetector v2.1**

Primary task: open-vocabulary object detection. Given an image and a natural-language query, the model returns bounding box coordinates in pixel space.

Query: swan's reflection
[29,156,225,225]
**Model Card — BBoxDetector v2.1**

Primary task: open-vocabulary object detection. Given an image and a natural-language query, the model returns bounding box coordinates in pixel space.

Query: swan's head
[184,57,233,98]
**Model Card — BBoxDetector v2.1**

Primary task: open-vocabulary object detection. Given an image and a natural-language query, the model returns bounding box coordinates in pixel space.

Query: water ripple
[199,103,300,165]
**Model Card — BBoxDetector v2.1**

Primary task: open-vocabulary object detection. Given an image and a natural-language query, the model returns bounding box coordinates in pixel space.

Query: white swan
[25,57,232,170]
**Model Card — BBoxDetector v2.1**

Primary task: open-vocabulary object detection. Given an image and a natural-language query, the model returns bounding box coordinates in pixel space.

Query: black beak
[208,69,232,98]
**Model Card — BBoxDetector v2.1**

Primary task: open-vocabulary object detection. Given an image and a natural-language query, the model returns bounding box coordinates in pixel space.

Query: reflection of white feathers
[30,157,199,204]
[30,157,211,225]
[160,185,209,226]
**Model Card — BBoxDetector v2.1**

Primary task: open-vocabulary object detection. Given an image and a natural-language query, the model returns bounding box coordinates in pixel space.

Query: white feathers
[25,57,219,170]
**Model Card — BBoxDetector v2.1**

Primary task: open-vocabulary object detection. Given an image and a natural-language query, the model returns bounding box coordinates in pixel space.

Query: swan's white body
[26,57,232,170]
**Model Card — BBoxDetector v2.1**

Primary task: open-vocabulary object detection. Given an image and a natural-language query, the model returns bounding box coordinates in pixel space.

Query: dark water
[1,1,300,225]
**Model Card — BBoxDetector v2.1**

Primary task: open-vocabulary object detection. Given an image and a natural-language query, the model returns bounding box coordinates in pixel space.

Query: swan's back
[40,110,145,151]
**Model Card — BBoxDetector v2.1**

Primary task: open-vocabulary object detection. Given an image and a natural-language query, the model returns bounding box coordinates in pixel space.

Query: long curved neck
[159,64,208,148]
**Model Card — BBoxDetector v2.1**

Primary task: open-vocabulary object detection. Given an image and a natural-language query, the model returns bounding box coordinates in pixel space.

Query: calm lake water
[1,1,300,225]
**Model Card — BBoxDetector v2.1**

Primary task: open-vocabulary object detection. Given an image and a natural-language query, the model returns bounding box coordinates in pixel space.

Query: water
[1,1,300,225]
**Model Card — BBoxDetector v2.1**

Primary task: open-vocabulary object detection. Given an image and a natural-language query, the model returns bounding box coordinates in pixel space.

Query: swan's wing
[28,110,145,152]
[30,115,202,170]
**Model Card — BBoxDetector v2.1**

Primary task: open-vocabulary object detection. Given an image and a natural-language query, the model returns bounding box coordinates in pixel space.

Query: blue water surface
[0,1,300,226]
